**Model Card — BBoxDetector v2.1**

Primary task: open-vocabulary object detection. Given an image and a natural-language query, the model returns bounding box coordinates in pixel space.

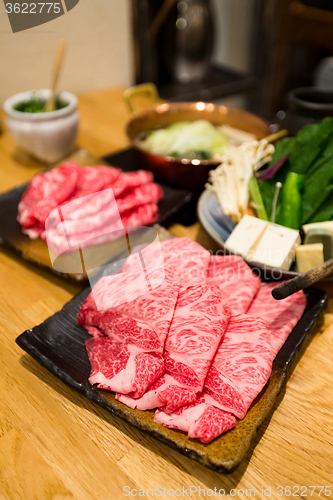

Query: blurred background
[0,1,133,104]
[1,0,333,117]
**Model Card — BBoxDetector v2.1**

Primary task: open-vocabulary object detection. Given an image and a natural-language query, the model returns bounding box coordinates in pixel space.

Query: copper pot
[125,86,270,190]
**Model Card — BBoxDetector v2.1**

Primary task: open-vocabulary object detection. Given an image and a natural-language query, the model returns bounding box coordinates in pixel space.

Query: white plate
[197,189,300,280]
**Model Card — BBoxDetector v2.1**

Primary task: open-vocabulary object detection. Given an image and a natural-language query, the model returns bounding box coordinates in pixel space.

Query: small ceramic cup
[3,89,79,164]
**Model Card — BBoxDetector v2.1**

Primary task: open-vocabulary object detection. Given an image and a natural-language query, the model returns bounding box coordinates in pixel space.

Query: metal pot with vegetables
[199,117,333,277]
[124,83,270,190]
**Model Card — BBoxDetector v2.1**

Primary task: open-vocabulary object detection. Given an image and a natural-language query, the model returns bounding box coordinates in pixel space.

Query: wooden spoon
[44,39,66,112]
[272,258,333,300]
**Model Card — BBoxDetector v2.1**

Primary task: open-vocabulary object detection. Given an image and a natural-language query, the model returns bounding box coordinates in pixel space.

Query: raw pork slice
[78,267,179,397]
[18,162,80,234]
[119,237,211,286]
[117,285,230,412]
[155,313,271,442]
[155,395,236,443]
[247,282,307,359]
[206,255,261,314]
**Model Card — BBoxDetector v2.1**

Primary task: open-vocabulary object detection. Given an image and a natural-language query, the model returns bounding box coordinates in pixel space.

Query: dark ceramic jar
[278,87,333,135]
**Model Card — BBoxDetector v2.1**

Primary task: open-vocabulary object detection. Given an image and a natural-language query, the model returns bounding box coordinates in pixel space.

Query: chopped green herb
[14,96,68,113]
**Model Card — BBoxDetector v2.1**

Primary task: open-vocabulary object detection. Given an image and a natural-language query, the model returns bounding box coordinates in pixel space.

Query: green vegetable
[302,159,333,223]
[258,158,291,221]
[289,117,333,175]
[14,95,68,113]
[268,137,296,166]
[139,120,228,160]
[258,181,276,220]
[308,195,333,223]
[304,228,333,261]
[169,150,211,160]
[248,176,268,221]
[306,142,333,177]
[259,118,333,229]
[278,172,305,229]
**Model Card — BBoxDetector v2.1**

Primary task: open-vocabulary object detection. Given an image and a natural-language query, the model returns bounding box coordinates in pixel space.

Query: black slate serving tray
[16,286,328,473]
[0,149,193,281]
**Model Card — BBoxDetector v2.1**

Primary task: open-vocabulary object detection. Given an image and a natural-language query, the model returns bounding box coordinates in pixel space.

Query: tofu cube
[224,215,268,257]
[248,223,301,271]
[296,243,324,273]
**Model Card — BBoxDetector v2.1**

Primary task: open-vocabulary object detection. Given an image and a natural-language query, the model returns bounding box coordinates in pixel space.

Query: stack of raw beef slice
[17,162,163,253]
[77,237,307,443]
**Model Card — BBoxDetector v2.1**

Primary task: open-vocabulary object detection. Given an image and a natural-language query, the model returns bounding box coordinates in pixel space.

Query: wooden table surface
[1,87,333,500]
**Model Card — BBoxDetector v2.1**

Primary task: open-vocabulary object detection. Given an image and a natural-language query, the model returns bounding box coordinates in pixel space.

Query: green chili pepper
[278,172,305,229]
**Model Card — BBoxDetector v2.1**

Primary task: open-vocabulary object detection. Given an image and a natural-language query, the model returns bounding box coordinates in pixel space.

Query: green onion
[248,176,268,221]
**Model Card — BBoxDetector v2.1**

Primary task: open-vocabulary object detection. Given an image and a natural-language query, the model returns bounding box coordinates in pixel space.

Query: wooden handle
[44,39,66,112]
[272,258,333,300]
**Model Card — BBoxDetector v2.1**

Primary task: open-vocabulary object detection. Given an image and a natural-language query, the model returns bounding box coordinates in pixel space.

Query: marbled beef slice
[78,267,179,397]
[117,284,230,412]
[206,255,261,314]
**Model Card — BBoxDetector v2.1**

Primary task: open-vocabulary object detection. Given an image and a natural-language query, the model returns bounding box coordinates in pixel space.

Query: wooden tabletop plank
[0,429,74,500]
[1,86,333,498]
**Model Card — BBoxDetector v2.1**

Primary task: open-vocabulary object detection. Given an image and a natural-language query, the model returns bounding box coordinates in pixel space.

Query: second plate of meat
[0,149,192,281]
[16,236,328,473]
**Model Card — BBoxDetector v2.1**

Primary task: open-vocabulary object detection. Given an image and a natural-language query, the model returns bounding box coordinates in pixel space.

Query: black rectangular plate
[0,148,193,281]
[15,286,327,473]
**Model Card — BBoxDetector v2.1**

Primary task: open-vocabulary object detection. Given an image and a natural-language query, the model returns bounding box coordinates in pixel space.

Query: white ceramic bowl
[3,89,79,164]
